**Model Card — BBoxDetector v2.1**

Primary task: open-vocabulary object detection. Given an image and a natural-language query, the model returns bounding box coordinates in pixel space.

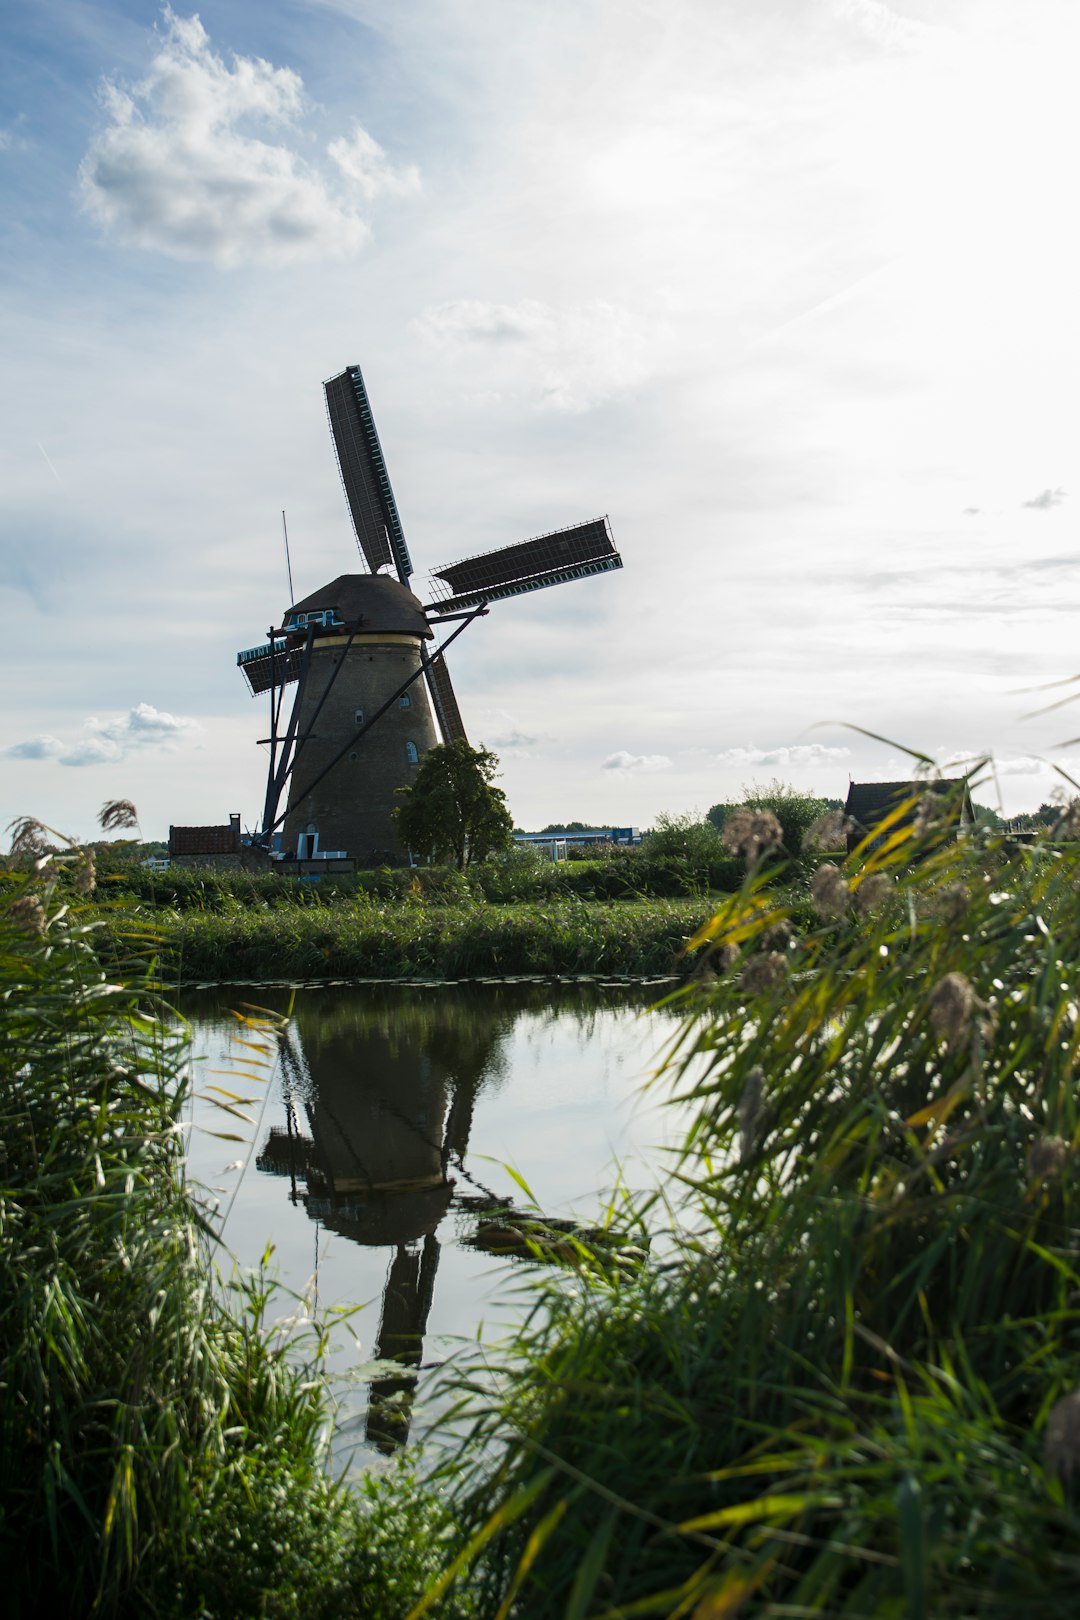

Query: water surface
[181,979,693,1465]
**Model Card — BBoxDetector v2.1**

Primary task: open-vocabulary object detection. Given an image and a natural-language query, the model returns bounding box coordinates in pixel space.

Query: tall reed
[0,843,472,1618]
[431,782,1080,1616]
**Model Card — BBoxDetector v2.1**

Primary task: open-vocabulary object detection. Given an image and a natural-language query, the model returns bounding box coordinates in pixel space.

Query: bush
[642,810,725,866]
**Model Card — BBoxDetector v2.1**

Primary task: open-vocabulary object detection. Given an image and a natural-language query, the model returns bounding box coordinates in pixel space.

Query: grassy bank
[0,868,474,1618]
[105,897,714,982]
[425,805,1080,1617]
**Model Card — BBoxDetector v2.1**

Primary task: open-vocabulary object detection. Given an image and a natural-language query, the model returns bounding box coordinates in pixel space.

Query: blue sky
[3,0,1079,839]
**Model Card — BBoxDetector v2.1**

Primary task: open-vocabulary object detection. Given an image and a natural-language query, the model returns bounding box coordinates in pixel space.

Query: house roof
[169,822,241,856]
[844,779,973,828]
[286,574,432,639]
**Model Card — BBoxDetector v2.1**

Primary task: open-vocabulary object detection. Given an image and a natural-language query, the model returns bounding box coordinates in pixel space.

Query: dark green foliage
[642,810,726,867]
[438,784,1080,1616]
[708,778,842,853]
[395,741,515,869]
[1011,801,1065,832]
[538,821,612,833]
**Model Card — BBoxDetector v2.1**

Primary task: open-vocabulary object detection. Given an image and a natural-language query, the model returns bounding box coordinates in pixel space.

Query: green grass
[426,785,1080,1616]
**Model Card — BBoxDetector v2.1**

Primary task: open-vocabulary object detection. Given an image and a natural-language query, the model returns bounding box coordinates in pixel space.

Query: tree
[540,821,609,834]
[394,740,515,870]
[708,780,842,854]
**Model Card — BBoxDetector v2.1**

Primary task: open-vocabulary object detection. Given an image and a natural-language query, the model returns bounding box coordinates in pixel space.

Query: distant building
[168,814,244,869]
[514,828,640,861]
[843,780,974,855]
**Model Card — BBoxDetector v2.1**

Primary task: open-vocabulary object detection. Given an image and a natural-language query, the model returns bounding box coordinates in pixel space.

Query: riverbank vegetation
[30,801,831,984]
[0,848,473,1619]
[12,775,1080,1614]
[422,780,1080,1616]
[115,896,716,981]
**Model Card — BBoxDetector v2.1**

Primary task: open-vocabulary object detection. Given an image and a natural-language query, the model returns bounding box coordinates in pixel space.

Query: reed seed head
[938,882,970,923]
[99,798,139,832]
[760,917,793,951]
[811,862,849,920]
[803,809,848,852]
[7,895,46,937]
[929,971,975,1049]
[1027,1134,1069,1183]
[1045,1390,1080,1483]
[74,853,96,895]
[741,951,788,995]
[6,817,50,863]
[855,873,891,918]
[722,808,783,866]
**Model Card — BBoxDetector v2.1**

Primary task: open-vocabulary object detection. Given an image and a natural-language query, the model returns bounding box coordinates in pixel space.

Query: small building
[844,780,974,855]
[514,828,641,861]
[168,814,244,869]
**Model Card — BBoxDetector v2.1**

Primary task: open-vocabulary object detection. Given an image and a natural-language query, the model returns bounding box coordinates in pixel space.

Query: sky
[3,0,1080,841]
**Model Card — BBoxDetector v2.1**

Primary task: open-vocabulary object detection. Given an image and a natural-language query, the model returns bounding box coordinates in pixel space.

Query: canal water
[180,978,696,1469]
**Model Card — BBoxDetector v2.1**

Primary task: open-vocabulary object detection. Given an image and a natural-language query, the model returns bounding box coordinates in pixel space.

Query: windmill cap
[285,573,432,639]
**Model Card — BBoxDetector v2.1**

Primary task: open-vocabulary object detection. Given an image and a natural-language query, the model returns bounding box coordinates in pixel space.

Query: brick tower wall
[282,632,439,863]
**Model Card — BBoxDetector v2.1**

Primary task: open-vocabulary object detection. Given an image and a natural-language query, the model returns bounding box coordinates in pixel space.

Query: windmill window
[405,741,419,765]
[399,693,412,709]
[354,709,364,727]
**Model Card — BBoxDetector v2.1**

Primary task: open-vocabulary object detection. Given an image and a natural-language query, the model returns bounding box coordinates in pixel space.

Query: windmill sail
[324,366,414,582]
[424,652,468,744]
[237,639,304,696]
[428,517,619,613]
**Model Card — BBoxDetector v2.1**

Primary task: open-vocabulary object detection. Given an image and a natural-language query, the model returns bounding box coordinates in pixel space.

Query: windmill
[237,365,623,864]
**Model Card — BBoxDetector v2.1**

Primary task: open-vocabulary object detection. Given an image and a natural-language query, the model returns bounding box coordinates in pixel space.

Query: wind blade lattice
[324,366,413,582]
[424,653,468,744]
[237,640,303,696]
[428,517,620,613]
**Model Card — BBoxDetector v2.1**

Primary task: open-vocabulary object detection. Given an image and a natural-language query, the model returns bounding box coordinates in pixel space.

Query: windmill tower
[237,365,622,864]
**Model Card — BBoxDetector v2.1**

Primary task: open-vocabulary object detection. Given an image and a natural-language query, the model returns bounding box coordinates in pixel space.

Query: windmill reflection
[255,988,509,1453]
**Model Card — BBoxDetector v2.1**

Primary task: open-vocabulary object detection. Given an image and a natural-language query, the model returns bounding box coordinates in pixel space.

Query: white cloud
[0,116,30,154]
[78,9,417,267]
[706,743,852,771]
[328,125,420,201]
[990,755,1050,778]
[828,0,933,51]
[601,750,672,772]
[413,298,657,412]
[1022,487,1067,509]
[5,735,66,761]
[5,703,202,769]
